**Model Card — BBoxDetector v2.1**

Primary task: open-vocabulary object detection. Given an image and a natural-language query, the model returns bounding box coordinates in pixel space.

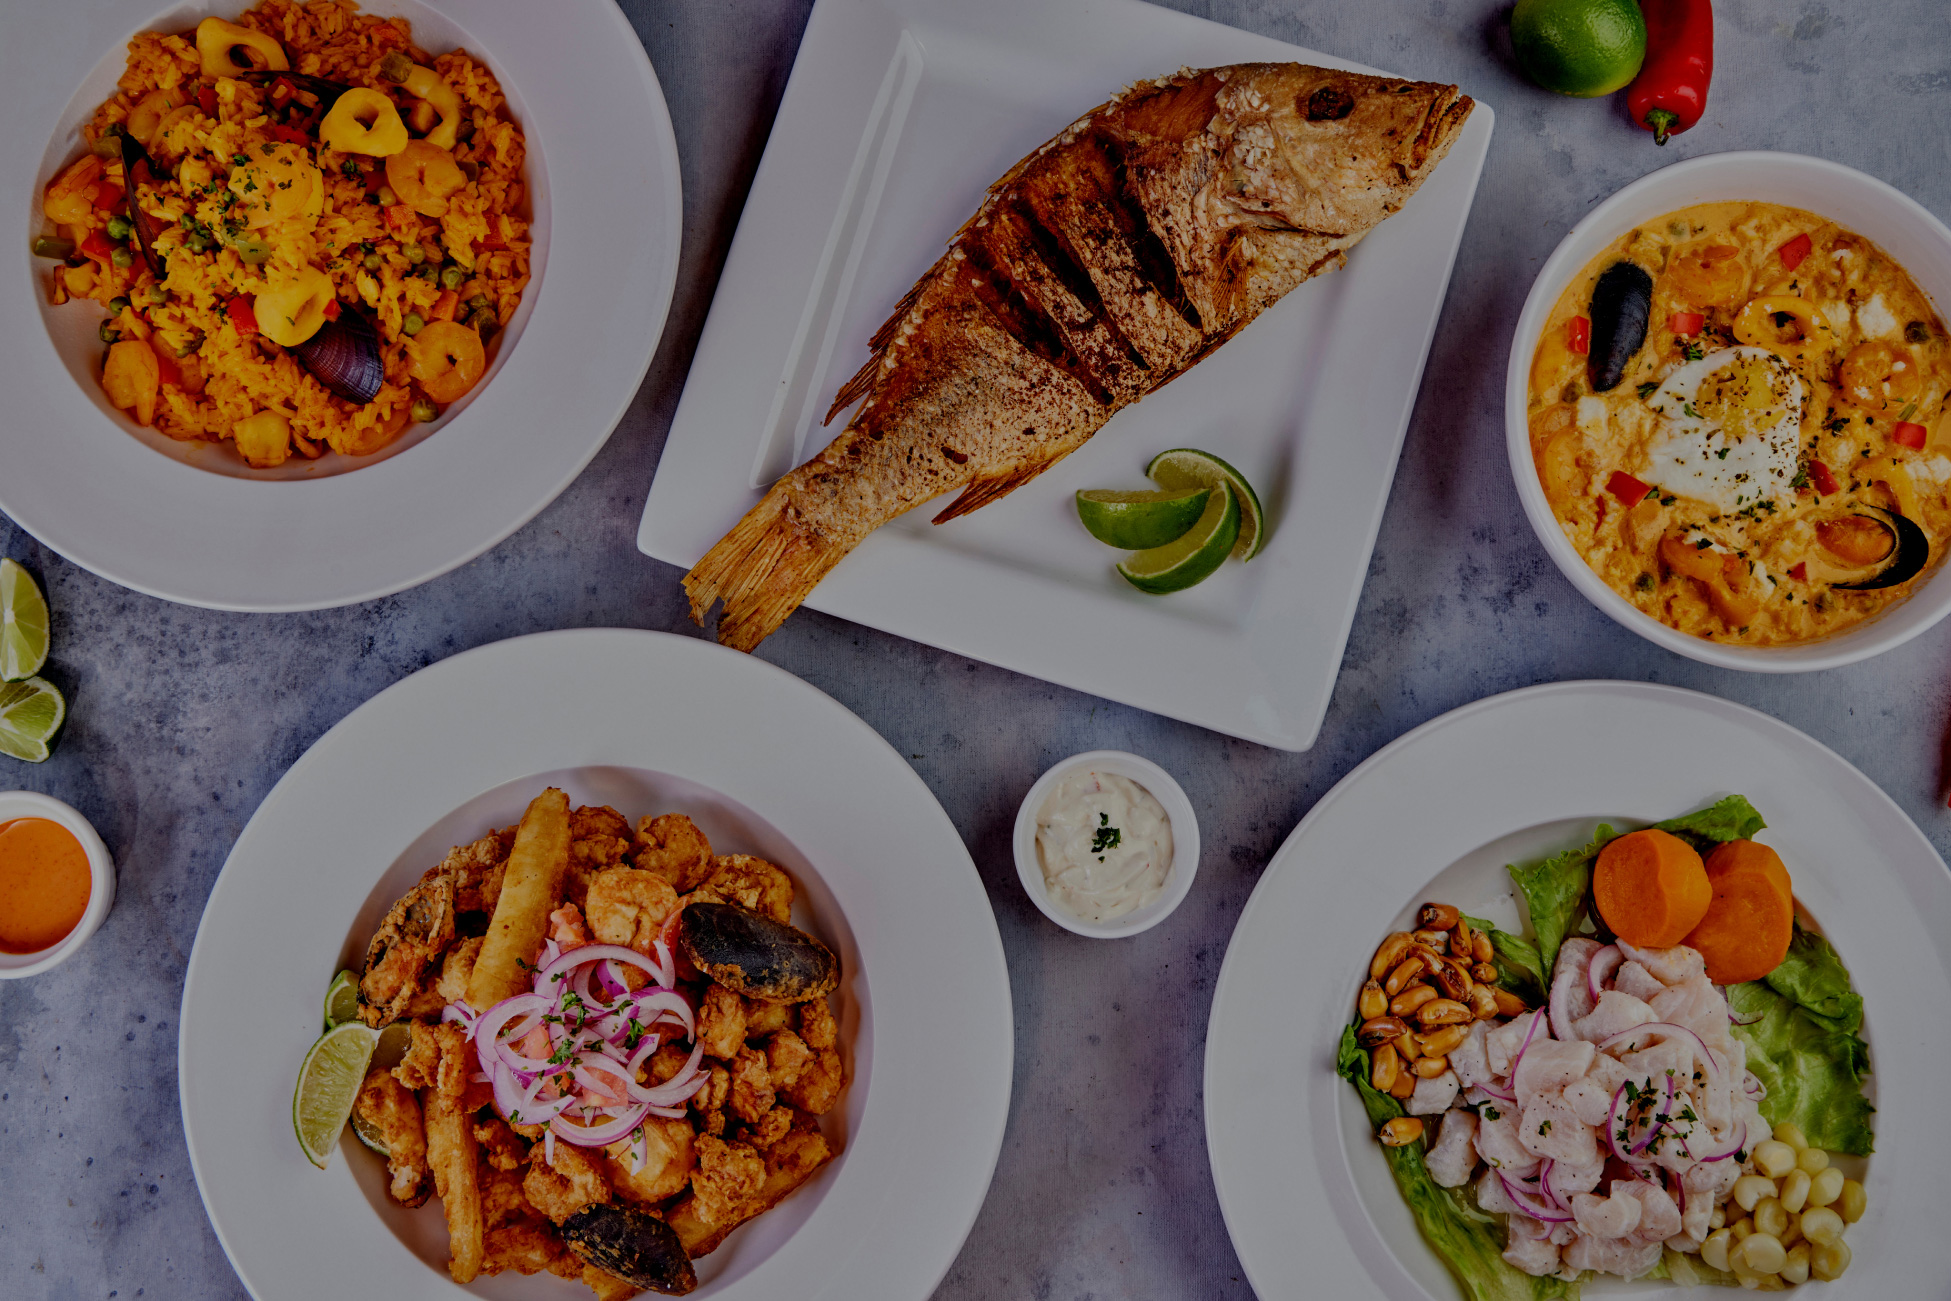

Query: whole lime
[1510,0,1647,98]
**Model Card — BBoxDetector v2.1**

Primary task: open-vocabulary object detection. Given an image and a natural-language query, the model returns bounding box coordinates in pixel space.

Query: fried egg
[1642,347,1805,513]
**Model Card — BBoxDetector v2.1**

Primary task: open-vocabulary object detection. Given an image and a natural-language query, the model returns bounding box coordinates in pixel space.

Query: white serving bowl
[0,790,116,979]
[1505,151,1951,671]
[1013,749,1199,939]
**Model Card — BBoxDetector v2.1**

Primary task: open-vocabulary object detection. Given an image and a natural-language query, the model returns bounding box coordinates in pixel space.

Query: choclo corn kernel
[1810,1237,1851,1281]
[1752,1140,1798,1178]
[1782,1242,1812,1285]
[1796,1145,1830,1175]
[1732,1175,1776,1213]
[1700,1228,1733,1272]
[1739,1232,1787,1275]
[1772,1121,1809,1150]
[1730,1217,1754,1242]
[1839,1178,1867,1224]
[1807,1166,1844,1207]
[1799,1206,1845,1248]
[1779,1167,1811,1214]
[1752,1197,1787,1239]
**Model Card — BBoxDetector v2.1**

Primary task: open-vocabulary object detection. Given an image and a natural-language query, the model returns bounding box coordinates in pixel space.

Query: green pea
[404,243,426,264]
[364,252,383,271]
[99,321,120,344]
[401,312,425,336]
[440,264,464,290]
[467,308,498,337]
[376,185,397,207]
[466,294,491,312]
[111,247,133,268]
[105,215,133,241]
[379,51,415,84]
[410,398,437,422]
[107,296,131,316]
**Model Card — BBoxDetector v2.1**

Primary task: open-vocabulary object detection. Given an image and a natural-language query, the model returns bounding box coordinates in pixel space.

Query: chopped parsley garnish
[1090,813,1122,860]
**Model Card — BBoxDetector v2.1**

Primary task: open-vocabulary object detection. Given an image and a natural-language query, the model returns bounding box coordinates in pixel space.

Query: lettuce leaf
[1336,1027,1578,1300]
[1728,926,1875,1155]
[1505,828,1612,977]
[1463,916,1547,1001]
[1653,795,1768,855]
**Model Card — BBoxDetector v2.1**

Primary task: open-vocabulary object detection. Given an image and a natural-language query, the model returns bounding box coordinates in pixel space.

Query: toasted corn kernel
[1809,1237,1850,1281]
[1806,1167,1843,1208]
[1371,932,1414,980]
[1472,930,1495,964]
[1370,1042,1400,1093]
[1416,998,1471,1028]
[1422,952,1470,1000]
[1796,1146,1829,1175]
[1471,963,1499,983]
[1418,1024,1469,1058]
[1395,1029,1421,1060]
[1739,1232,1786,1275]
[1733,1176,1776,1213]
[1411,928,1449,954]
[1411,1054,1450,1079]
[1771,1122,1808,1151]
[1384,955,1426,998]
[1356,1016,1409,1049]
[1451,915,1473,958]
[1700,1228,1733,1272]
[1491,988,1528,1017]
[1391,985,1438,1017]
[1798,1206,1843,1248]
[1838,1178,1865,1224]
[1388,1068,1416,1099]
[1467,984,1499,1020]
[1781,1243,1810,1285]
[1378,1116,1423,1147]
[1417,902,1460,931]
[1753,1197,1787,1239]
[1357,979,1387,1021]
[1752,1141,1797,1178]
[1779,1168,1811,1214]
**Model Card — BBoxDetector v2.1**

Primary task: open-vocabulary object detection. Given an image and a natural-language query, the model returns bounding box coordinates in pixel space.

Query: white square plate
[639,0,1493,750]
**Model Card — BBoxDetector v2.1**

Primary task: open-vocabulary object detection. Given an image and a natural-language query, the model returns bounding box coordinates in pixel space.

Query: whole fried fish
[687,63,1474,649]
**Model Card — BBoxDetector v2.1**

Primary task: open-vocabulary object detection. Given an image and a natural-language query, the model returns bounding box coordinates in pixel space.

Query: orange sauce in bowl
[0,818,92,954]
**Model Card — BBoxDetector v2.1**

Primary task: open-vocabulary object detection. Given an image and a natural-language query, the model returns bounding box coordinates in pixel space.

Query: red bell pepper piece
[1605,470,1652,508]
[1567,316,1591,355]
[1807,460,1839,496]
[92,182,125,214]
[226,295,258,337]
[1777,233,1812,271]
[1893,421,1929,450]
[79,228,117,263]
[1668,310,1704,337]
[1628,0,1713,146]
[1789,562,1808,582]
[264,123,311,146]
[197,85,219,118]
[322,299,341,322]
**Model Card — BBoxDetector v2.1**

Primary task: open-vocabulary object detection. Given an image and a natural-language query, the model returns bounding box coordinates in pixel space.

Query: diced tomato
[226,295,258,337]
[1777,233,1813,271]
[1605,470,1652,508]
[1668,310,1704,337]
[264,123,310,146]
[1894,420,1929,451]
[1567,316,1591,355]
[268,76,297,104]
[384,204,418,236]
[1807,460,1840,495]
[431,290,459,323]
[79,229,117,263]
[197,85,219,117]
[1789,562,1808,582]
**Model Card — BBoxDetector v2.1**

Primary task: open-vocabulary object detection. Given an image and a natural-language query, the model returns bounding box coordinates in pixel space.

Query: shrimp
[1838,340,1922,414]
[43,154,117,227]
[584,867,679,954]
[385,139,466,217]
[407,320,486,403]
[1664,243,1747,308]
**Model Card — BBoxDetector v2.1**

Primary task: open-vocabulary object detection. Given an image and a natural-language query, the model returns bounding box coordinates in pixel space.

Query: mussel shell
[677,903,838,1004]
[1830,504,1929,590]
[119,133,170,282]
[560,1203,697,1296]
[1587,261,1653,393]
[294,305,384,404]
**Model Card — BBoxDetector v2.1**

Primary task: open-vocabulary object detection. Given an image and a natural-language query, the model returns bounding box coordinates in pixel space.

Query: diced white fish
[1650,976,1732,1057]
[1562,1234,1663,1278]
[1550,1159,1604,1197]
[1514,1038,1596,1103]
[1563,1076,1614,1128]
[1685,1156,1741,1202]
[1450,1020,1493,1089]
[1614,1177,1683,1242]
[1617,1036,1692,1092]
[1551,938,1602,1026]
[1474,1108,1538,1173]
[1615,941,1704,985]
[1503,1228,1562,1277]
[1613,960,1666,1003]
[1519,1092,1599,1165]
[1477,1167,1522,1215]
[1585,1052,1632,1096]
[1572,1187,1642,1238]
[1428,1109,1479,1188]
[1573,989,1657,1042]
[1408,1068,1460,1117]
[1486,1010,1546,1077]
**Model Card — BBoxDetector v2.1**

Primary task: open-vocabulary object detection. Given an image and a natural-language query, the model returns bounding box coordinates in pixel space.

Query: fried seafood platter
[351,788,845,1297]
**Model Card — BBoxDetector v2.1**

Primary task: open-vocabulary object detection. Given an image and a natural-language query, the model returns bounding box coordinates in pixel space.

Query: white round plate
[1505,151,1951,672]
[0,1,681,610]
[179,629,1012,1299]
[1205,680,1950,1298]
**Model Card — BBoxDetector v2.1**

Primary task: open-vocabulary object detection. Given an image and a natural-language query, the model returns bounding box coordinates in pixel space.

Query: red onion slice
[1587,945,1623,1000]
[1630,1073,1677,1156]
[1499,1171,1574,1223]
[1597,1021,1724,1090]
[1508,1010,1548,1083]
[551,1103,650,1148]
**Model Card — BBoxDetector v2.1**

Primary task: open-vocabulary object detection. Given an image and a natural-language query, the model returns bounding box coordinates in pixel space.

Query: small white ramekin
[0,790,115,979]
[1013,749,1199,939]
[1506,151,1951,671]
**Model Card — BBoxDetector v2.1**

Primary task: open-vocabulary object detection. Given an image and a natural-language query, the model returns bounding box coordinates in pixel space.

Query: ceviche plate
[0,0,680,610]
[179,629,1012,1299]
[1204,679,1951,1298]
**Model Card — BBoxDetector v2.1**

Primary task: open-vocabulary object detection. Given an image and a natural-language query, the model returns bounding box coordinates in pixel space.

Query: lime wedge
[1147,448,1268,561]
[372,1020,413,1073]
[1117,482,1239,594]
[0,676,66,763]
[1075,487,1211,549]
[1,559,50,682]
[293,1021,378,1169]
[323,970,360,1030]
[350,1106,391,1157]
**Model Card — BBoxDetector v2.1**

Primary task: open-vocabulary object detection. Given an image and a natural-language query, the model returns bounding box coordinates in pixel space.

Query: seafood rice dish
[33,0,530,468]
[351,789,845,1297]
[1528,201,1951,646]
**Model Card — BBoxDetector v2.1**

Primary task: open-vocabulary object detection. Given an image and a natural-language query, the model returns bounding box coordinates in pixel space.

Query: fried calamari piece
[696,984,746,1060]
[700,855,793,925]
[646,1040,691,1085]
[687,1134,766,1226]
[522,1139,612,1223]
[585,867,680,957]
[781,1046,843,1116]
[605,1114,698,1204]
[359,871,456,1027]
[727,1046,774,1125]
[797,996,836,1051]
[667,1129,833,1257]
[482,1218,570,1277]
[438,827,515,915]
[471,1112,529,1172]
[582,1263,645,1301]
[424,1086,485,1283]
[743,1105,794,1151]
[744,998,791,1039]
[467,789,572,1011]
[633,814,714,892]
[690,1064,730,1136]
[435,935,482,1005]
[764,1028,812,1091]
[480,1164,533,1228]
[355,1065,430,1206]
[395,1021,472,1097]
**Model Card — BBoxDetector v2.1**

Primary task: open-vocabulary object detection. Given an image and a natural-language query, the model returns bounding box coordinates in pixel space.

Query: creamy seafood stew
[1529,202,1951,645]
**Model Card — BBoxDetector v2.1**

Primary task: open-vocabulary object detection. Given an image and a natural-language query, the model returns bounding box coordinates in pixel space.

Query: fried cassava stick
[464,787,571,1010]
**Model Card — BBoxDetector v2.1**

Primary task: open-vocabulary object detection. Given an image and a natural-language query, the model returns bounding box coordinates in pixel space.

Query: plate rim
[176,627,1014,1299]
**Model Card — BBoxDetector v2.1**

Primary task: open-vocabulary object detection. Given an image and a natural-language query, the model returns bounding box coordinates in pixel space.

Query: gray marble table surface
[5,1,1949,1297]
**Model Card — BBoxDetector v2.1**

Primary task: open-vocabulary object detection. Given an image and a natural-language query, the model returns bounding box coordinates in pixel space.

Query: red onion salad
[443,937,709,1170]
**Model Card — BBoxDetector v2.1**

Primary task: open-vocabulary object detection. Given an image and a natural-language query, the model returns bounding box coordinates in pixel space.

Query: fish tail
[684,491,848,651]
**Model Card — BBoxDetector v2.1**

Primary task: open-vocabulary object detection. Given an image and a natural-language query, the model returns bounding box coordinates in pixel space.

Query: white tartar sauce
[1035,770,1173,923]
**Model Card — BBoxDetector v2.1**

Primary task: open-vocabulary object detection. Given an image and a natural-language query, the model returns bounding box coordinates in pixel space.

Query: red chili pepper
[1777,233,1812,271]
[197,85,219,118]
[1605,470,1652,508]
[1807,460,1839,495]
[1567,316,1591,355]
[1668,310,1704,337]
[1789,562,1808,582]
[226,295,258,337]
[79,229,117,263]
[1894,421,1929,450]
[1627,0,1713,146]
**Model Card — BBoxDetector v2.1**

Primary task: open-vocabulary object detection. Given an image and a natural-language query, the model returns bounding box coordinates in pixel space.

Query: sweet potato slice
[1593,828,1711,947]
[1684,839,1795,983]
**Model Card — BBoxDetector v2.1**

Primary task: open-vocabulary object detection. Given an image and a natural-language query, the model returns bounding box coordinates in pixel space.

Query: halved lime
[323,970,360,1030]
[1146,448,1268,561]
[372,1020,413,1073]
[293,1021,378,1169]
[1,559,50,683]
[1076,487,1210,549]
[0,676,65,763]
[1117,482,1239,594]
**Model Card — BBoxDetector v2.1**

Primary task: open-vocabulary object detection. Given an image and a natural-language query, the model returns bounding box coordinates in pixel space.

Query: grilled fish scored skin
[686,62,1473,650]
